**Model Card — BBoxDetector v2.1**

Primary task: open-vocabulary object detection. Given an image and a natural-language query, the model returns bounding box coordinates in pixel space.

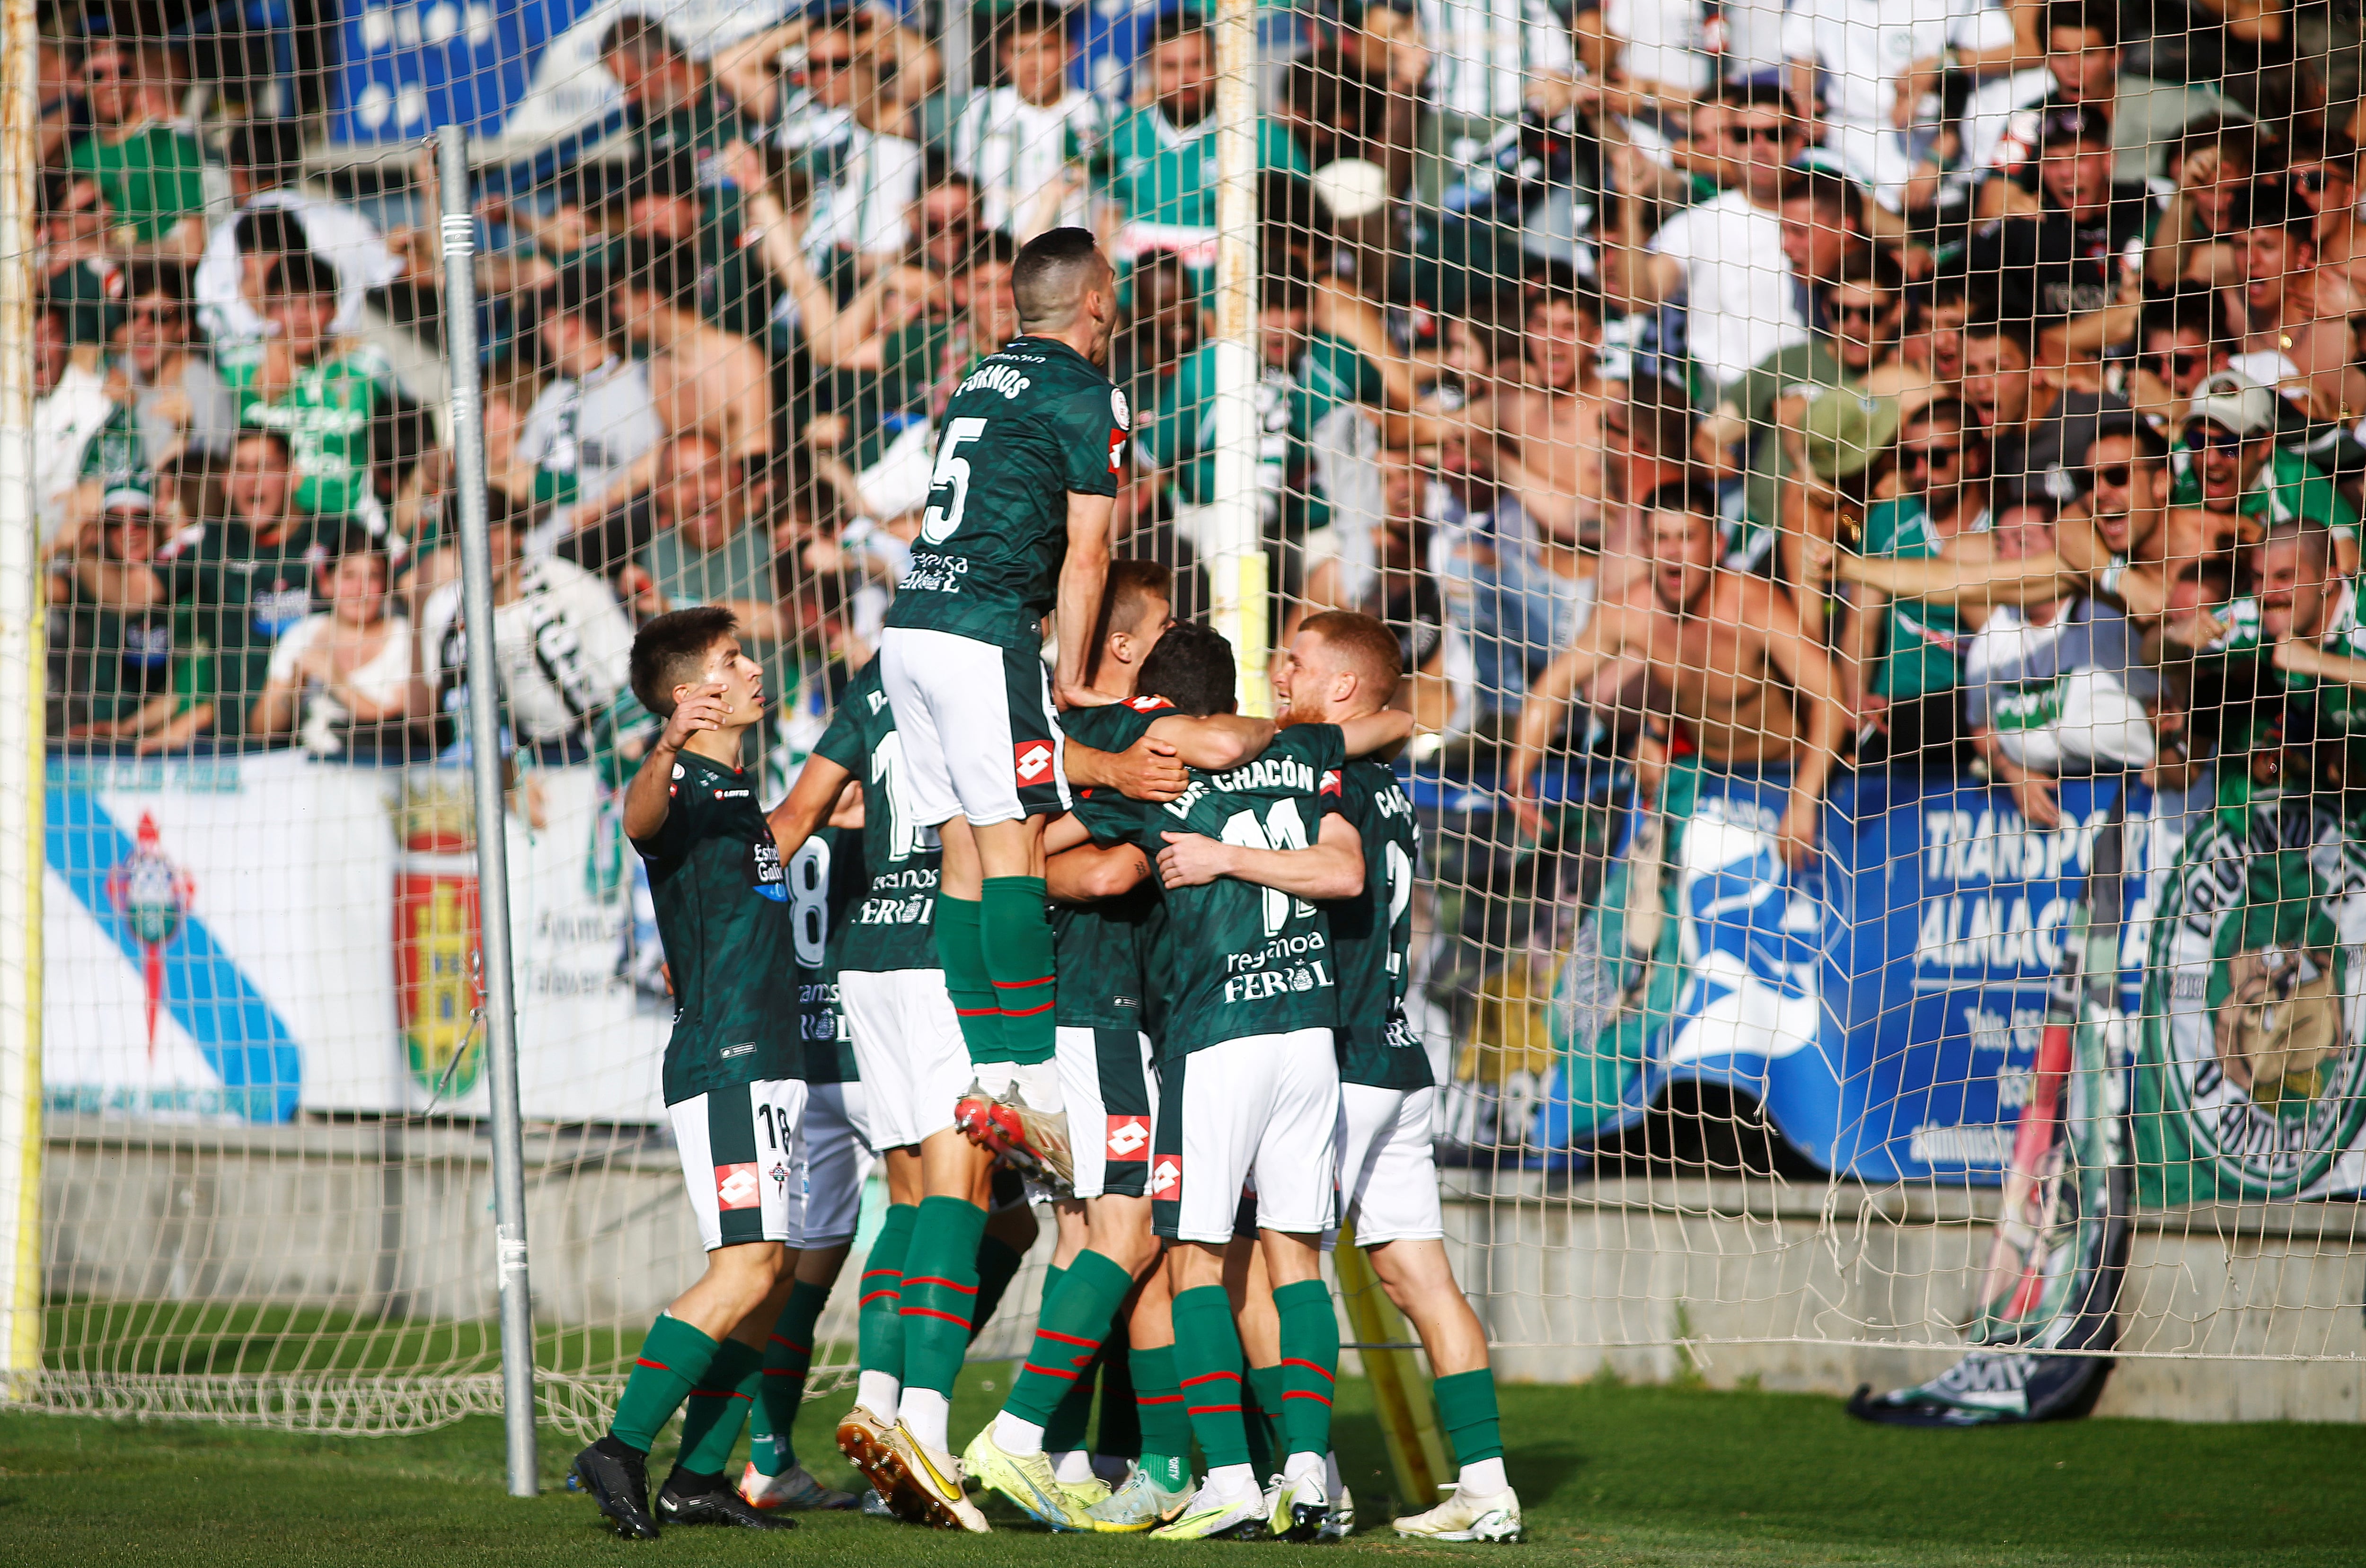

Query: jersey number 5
[920,416,989,545]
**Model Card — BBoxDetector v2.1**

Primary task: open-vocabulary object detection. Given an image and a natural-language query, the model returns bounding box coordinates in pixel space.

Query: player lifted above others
[1160,611,1520,1542]
[571,608,803,1540]
[874,225,1148,1177]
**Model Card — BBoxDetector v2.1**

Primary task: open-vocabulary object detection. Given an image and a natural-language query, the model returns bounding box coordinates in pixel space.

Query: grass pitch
[0,1369,2358,1567]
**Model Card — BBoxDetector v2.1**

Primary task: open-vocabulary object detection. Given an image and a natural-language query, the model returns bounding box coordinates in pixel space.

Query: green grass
[0,1370,2360,1566]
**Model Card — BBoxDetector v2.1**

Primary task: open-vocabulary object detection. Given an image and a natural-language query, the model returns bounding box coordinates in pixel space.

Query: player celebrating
[876,225,1129,1175]
[964,563,1279,1531]
[1089,623,1409,1541]
[1161,611,1521,1542]
[570,608,802,1539]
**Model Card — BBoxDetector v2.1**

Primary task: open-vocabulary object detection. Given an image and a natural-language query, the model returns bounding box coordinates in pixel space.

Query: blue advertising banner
[332,0,603,143]
[1544,768,2161,1184]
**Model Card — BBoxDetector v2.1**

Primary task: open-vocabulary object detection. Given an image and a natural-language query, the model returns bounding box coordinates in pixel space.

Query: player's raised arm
[1337,707,1415,759]
[623,680,730,841]
[1157,811,1365,899]
[1064,729,1189,800]
[1055,490,1116,709]
[1147,713,1278,770]
[765,750,855,855]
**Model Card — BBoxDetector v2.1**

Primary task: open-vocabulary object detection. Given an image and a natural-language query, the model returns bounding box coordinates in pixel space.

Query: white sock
[900,1387,952,1453]
[973,1061,1016,1098]
[1459,1457,1508,1496]
[1051,1448,1096,1484]
[994,1409,1046,1456]
[1205,1462,1259,1503]
[1011,1058,1065,1114]
[1283,1450,1326,1491]
[856,1371,900,1418]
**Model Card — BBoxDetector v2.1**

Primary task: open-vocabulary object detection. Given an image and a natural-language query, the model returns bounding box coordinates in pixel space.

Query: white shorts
[878,625,1070,828]
[1151,1029,1340,1243]
[1333,1084,1444,1246]
[1057,1025,1158,1200]
[839,967,970,1151]
[792,1081,876,1248]
[672,1078,808,1251]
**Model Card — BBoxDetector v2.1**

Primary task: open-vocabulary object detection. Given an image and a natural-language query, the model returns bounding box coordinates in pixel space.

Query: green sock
[1245,1362,1284,1476]
[1044,1355,1100,1454]
[1131,1343,1192,1489]
[936,895,1005,1063]
[1006,1250,1134,1427]
[1274,1278,1339,1461]
[1170,1285,1250,1471]
[610,1314,724,1454]
[1096,1339,1139,1459]
[900,1196,987,1397]
[675,1338,763,1475]
[859,1205,918,1387]
[1433,1368,1504,1464]
[980,876,1056,1065]
[751,1279,832,1476]
[970,1232,1027,1342]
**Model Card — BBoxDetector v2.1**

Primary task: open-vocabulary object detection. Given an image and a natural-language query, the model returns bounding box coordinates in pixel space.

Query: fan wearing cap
[2224,180,2366,429]
[58,485,200,753]
[2169,370,2359,572]
[1950,103,2150,327]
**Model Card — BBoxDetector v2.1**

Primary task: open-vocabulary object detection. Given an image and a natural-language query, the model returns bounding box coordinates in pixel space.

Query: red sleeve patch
[1128,695,1174,712]
[1108,428,1127,474]
[1320,769,1342,796]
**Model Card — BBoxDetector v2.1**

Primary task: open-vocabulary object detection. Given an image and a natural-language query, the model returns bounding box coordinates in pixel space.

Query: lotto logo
[1106,1115,1150,1161]
[1108,429,1127,474]
[1150,1154,1182,1199]
[1321,769,1342,796]
[715,1163,762,1210]
[1015,741,1055,785]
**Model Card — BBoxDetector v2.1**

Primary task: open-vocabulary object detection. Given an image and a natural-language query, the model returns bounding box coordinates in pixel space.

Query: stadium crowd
[31,0,2366,1135]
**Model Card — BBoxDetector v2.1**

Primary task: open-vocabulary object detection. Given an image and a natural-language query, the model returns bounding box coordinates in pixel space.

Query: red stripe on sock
[857,1289,901,1307]
[1000,1000,1055,1018]
[902,1306,972,1326]
[767,1335,812,1353]
[1187,1403,1243,1415]
[1282,1390,1334,1407]
[1280,1358,1335,1381]
[906,1276,979,1294]
[1021,1363,1080,1380]
[954,1006,1006,1018]
[1180,1371,1242,1388]
[1136,1394,1184,1405]
[1035,1329,1100,1348]
[763,1368,807,1379]
[634,1357,670,1370]
[860,1268,903,1281]
[990,975,1056,988]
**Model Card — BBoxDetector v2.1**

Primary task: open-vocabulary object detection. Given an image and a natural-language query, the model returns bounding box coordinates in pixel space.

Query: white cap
[1312,159,1391,221]
[2184,370,2277,439]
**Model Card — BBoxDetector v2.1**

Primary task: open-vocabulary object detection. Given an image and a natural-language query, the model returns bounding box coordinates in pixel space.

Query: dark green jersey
[812,658,942,972]
[1330,756,1430,1090]
[1054,699,1165,1032]
[786,822,865,1085]
[631,749,800,1103]
[1110,724,1347,1056]
[883,336,1127,651]
[158,516,354,740]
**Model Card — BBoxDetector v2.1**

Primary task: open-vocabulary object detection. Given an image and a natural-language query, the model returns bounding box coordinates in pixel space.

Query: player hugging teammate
[584,228,1517,1544]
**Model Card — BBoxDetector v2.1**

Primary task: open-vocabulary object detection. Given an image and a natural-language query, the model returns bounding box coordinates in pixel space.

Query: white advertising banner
[44,752,668,1123]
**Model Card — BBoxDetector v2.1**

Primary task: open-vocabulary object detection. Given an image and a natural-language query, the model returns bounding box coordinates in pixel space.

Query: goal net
[6,0,2366,1445]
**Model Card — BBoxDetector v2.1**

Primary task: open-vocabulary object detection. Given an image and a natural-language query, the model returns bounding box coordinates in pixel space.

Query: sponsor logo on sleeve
[1015,740,1055,785]
[1128,695,1174,713]
[1105,1115,1150,1161]
[716,1163,762,1210]
[1109,430,1127,474]
[1320,769,1342,796]
[1149,1153,1182,1200]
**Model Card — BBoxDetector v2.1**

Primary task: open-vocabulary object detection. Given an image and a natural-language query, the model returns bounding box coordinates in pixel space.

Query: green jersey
[812,658,943,972]
[1141,331,1384,534]
[156,516,351,740]
[2170,443,2360,540]
[222,347,390,520]
[631,749,801,1103]
[78,400,150,492]
[785,822,865,1085]
[71,123,207,243]
[1054,699,1165,1033]
[1329,756,1429,1091]
[2209,581,2366,800]
[1109,724,1348,1056]
[1863,497,1981,702]
[1104,106,1311,230]
[883,336,1125,652]
[636,88,757,185]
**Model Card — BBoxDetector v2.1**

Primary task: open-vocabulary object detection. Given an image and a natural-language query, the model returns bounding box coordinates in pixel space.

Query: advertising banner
[1547,769,2163,1184]
[44,753,668,1124]
[2137,794,2366,1204]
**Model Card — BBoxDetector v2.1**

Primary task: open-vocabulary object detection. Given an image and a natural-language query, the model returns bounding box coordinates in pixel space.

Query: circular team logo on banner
[2145,803,2366,1200]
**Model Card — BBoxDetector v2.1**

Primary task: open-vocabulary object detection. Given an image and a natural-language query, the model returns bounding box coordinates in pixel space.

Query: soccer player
[570,608,802,1539]
[740,808,867,1513]
[1090,623,1409,1541]
[964,562,1279,1532]
[875,227,1135,1178]
[1161,611,1522,1542]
